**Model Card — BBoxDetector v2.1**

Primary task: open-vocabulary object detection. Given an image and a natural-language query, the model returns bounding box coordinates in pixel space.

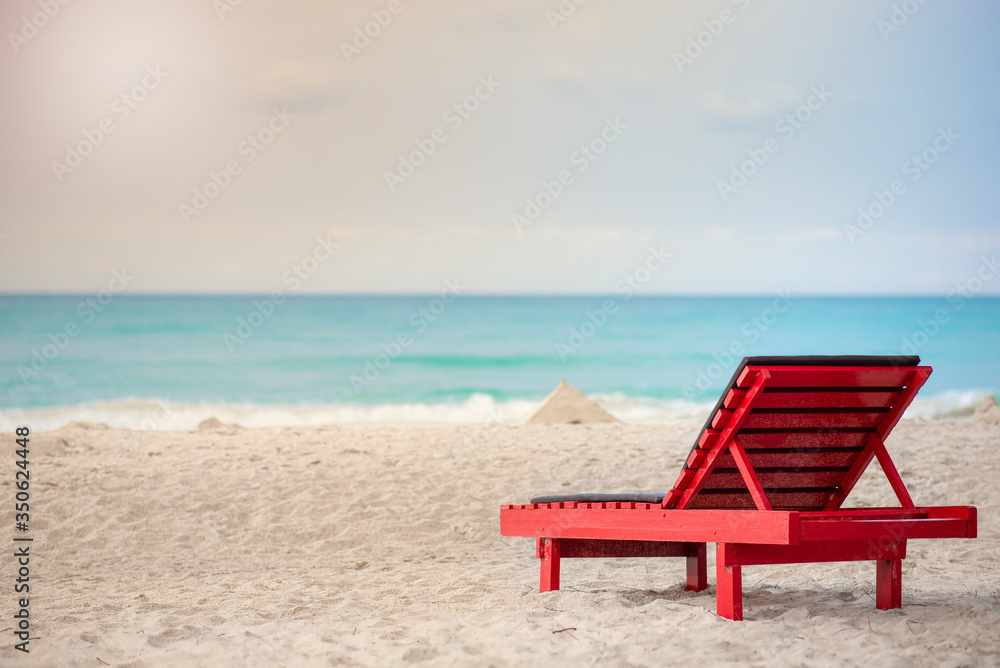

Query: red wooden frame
[824,367,930,510]
[534,538,708,593]
[674,369,771,510]
[499,362,978,619]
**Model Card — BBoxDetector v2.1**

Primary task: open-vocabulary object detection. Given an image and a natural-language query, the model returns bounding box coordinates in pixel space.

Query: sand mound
[194,417,241,432]
[524,381,618,424]
[973,395,1000,425]
[63,421,110,430]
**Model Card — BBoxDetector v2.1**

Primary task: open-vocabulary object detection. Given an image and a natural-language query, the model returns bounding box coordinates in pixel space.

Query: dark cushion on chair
[530,493,666,505]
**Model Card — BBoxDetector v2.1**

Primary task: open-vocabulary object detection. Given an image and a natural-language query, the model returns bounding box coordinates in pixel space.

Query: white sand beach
[2,411,999,666]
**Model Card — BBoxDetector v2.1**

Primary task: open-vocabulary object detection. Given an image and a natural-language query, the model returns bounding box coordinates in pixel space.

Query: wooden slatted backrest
[662,355,930,511]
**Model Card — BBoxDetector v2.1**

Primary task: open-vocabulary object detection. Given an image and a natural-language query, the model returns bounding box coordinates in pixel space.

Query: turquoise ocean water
[0,295,997,430]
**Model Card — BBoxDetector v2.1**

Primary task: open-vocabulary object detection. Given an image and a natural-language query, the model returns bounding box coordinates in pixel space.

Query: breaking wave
[0,389,993,432]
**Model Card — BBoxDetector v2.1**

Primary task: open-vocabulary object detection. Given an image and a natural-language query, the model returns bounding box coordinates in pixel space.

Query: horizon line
[2,292,998,299]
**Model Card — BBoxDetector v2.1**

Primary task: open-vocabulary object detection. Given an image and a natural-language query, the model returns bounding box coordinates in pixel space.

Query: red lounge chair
[499,356,977,620]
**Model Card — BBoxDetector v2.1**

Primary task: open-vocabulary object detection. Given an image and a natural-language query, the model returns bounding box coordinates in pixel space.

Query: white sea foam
[903,389,995,419]
[0,389,994,432]
[0,395,535,432]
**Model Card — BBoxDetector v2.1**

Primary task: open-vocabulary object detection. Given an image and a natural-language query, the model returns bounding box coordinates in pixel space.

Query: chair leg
[716,544,743,620]
[686,543,707,592]
[539,538,561,592]
[876,558,902,610]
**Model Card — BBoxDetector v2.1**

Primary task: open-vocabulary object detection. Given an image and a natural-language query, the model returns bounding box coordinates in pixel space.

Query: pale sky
[1,0,998,294]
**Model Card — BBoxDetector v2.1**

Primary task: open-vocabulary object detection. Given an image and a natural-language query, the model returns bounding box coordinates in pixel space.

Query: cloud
[240,58,350,114]
[776,227,847,245]
[328,228,357,240]
[707,227,733,241]
[698,81,800,132]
